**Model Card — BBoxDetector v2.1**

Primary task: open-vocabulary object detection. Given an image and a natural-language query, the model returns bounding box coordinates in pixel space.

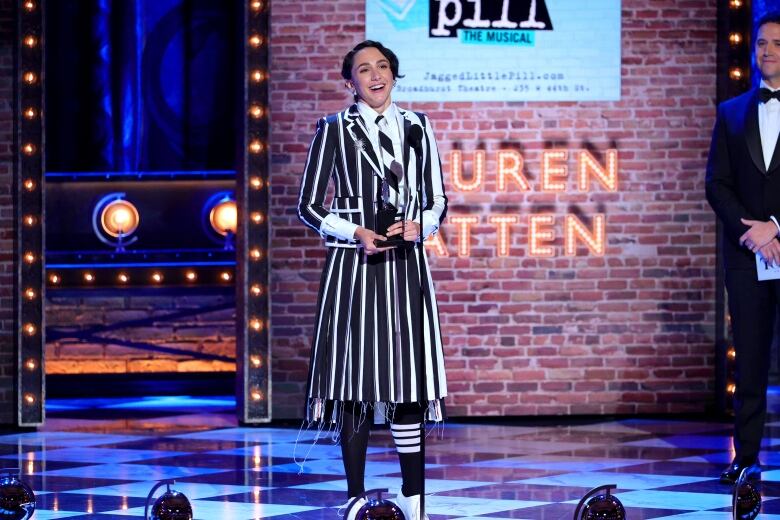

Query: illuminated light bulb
[251,389,264,401]
[250,177,264,189]
[22,143,35,155]
[23,215,36,226]
[209,199,237,236]
[729,67,743,80]
[541,150,568,192]
[251,70,267,83]
[23,179,36,191]
[249,318,263,331]
[185,271,197,281]
[49,273,60,285]
[251,355,262,367]
[23,72,37,84]
[727,383,736,394]
[250,0,263,11]
[152,272,163,283]
[487,215,520,257]
[100,199,140,237]
[729,33,742,45]
[23,35,37,47]
[251,212,265,224]
[728,348,736,360]
[249,34,264,47]
[24,394,35,405]
[83,272,94,282]
[25,358,37,370]
[449,216,479,257]
[250,248,262,260]
[249,140,265,154]
[23,323,36,336]
[249,105,265,119]
[117,273,129,283]
[729,0,742,7]
[23,1,35,11]
[23,251,36,264]
[221,271,232,281]
[24,107,36,119]
[565,214,606,257]
[24,288,36,300]
[250,284,263,296]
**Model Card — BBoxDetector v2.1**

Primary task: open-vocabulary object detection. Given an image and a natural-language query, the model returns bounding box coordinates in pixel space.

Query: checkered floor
[0,396,777,519]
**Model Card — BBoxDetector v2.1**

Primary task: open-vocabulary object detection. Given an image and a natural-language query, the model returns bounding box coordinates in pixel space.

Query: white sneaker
[339,497,368,520]
[394,493,430,520]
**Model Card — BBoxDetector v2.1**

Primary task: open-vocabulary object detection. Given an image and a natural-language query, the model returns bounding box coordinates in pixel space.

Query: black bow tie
[760,87,780,103]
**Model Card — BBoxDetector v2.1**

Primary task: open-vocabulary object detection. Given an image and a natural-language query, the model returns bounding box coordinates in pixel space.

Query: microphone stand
[413,133,426,520]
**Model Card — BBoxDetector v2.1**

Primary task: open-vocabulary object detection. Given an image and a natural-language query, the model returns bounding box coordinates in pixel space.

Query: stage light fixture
[25,359,36,370]
[729,67,743,80]
[251,388,263,401]
[249,318,263,331]
[23,35,37,48]
[22,72,36,84]
[92,193,141,252]
[728,382,736,394]
[48,273,60,285]
[152,272,163,283]
[221,272,232,282]
[250,284,263,296]
[23,107,36,119]
[185,271,197,282]
[250,356,262,367]
[23,1,35,11]
[250,212,264,224]
[83,272,94,283]
[23,394,35,405]
[117,273,129,284]
[728,348,736,360]
[23,324,36,336]
[23,288,36,300]
[249,140,265,154]
[23,215,36,226]
[251,70,267,83]
[250,177,263,189]
[249,248,262,260]
[250,0,264,11]
[23,252,35,264]
[209,199,237,236]
[23,179,35,191]
[22,143,35,155]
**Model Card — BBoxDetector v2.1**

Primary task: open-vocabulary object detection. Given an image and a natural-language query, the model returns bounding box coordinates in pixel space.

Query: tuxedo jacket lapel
[344,105,383,178]
[745,90,767,175]
[768,129,780,175]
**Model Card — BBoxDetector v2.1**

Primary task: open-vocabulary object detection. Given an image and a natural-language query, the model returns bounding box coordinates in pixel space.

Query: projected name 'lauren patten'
[425,148,618,258]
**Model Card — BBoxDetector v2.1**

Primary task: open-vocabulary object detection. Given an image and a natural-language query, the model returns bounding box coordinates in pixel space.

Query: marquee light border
[16,0,45,427]
[236,0,271,423]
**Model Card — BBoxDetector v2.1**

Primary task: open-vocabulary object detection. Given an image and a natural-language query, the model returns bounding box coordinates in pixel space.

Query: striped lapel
[345,104,383,178]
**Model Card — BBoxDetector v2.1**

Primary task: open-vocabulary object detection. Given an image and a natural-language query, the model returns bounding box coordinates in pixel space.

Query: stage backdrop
[269,0,717,418]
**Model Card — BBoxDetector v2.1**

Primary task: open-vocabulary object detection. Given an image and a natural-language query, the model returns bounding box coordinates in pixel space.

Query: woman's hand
[386,220,421,242]
[354,226,392,255]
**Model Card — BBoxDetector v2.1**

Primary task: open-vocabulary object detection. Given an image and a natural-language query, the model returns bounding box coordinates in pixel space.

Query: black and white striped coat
[297,103,448,419]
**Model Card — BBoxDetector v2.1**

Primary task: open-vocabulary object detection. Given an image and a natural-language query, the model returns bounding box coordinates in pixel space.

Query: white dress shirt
[759,80,780,171]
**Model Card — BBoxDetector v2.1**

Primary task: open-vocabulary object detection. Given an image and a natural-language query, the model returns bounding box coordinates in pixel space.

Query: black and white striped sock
[392,421,422,496]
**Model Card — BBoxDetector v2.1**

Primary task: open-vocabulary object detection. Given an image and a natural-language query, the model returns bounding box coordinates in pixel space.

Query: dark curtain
[46,0,239,172]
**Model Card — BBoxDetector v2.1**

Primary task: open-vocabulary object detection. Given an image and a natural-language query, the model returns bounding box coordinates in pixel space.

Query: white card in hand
[756,253,780,281]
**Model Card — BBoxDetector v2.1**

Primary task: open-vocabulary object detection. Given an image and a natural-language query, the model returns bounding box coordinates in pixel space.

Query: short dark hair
[340,40,404,81]
[755,10,780,41]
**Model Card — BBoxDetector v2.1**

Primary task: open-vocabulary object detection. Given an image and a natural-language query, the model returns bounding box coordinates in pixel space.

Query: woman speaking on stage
[297,40,448,520]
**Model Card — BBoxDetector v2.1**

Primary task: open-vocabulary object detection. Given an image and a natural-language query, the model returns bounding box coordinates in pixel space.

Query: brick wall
[0,0,15,425]
[268,0,718,418]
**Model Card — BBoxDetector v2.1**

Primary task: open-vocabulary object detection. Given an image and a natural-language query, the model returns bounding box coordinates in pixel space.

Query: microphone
[409,125,423,153]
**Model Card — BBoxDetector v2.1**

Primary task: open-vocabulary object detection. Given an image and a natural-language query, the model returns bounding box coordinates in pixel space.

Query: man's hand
[385,220,421,242]
[759,238,780,267]
[354,226,391,255]
[740,218,779,252]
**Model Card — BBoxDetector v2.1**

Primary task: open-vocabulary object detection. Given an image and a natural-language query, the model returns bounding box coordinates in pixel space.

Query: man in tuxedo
[706,10,780,484]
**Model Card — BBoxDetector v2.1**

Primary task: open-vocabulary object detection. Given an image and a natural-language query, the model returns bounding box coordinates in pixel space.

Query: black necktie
[375,115,400,192]
[759,87,780,104]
